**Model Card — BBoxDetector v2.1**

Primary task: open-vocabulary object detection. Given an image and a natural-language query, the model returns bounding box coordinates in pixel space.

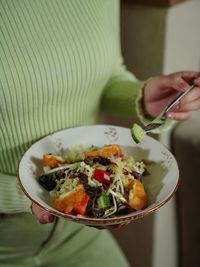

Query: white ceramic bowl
[18,125,179,226]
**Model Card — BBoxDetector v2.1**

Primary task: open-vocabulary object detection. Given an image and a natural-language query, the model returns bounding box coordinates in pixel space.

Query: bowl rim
[17,124,180,225]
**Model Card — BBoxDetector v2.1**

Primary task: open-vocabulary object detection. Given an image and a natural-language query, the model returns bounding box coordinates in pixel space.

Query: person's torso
[0,0,120,173]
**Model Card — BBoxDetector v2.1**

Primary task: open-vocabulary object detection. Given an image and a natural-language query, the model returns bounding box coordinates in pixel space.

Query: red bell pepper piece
[73,193,90,215]
[93,169,112,184]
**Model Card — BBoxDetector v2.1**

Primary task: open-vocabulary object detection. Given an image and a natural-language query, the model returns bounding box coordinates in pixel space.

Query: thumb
[31,203,54,224]
[172,76,190,92]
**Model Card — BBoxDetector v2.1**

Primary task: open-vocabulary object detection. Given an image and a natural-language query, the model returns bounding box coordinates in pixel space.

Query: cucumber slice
[131,123,146,144]
[97,194,110,209]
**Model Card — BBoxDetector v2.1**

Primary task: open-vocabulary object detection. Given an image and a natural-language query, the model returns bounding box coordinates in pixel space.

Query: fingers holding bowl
[31,202,55,224]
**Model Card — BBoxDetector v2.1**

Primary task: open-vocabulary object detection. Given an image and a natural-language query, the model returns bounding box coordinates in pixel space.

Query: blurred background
[107,0,200,267]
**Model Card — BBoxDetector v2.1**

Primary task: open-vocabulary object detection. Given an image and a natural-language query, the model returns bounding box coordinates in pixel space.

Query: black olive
[38,174,57,191]
[93,157,111,166]
[116,204,133,215]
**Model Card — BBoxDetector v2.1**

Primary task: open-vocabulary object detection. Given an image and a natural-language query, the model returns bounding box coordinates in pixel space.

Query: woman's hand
[143,71,200,120]
[31,202,55,224]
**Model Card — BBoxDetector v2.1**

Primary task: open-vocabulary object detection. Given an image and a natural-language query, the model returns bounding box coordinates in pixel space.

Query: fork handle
[164,84,195,114]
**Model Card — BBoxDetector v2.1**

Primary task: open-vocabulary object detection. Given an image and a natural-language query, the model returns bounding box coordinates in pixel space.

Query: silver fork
[143,84,195,132]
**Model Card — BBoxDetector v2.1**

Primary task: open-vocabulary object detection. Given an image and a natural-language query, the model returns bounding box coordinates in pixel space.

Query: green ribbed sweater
[0,0,146,214]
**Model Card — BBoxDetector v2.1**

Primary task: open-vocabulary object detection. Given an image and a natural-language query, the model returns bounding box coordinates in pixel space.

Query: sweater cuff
[135,79,174,133]
[0,172,32,214]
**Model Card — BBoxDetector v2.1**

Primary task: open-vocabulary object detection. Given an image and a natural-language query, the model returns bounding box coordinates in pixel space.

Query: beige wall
[164,0,200,74]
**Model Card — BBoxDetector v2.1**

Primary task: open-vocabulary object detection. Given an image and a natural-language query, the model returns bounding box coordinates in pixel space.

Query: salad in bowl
[18,125,179,226]
[38,144,148,218]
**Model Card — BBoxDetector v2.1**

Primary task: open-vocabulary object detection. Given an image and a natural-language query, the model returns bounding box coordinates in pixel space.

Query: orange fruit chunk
[43,154,65,168]
[128,179,148,210]
[53,184,85,213]
[84,144,123,158]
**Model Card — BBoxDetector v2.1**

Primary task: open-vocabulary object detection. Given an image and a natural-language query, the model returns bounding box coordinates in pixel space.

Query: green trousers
[0,213,130,267]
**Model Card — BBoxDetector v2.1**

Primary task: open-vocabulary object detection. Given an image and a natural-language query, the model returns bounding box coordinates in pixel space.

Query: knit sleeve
[101,62,172,133]
[101,62,146,117]
[0,172,31,214]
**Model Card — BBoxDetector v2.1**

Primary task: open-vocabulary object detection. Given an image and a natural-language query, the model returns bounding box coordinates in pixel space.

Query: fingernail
[43,214,52,223]
[166,113,173,119]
